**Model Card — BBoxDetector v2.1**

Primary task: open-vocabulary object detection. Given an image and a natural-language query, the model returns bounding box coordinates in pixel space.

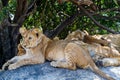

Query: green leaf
[113,0,119,6]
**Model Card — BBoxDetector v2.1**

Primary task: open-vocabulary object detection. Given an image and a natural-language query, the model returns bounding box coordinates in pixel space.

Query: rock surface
[0,62,120,80]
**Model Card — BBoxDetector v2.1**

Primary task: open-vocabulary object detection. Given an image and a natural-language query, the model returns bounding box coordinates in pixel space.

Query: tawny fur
[17,44,25,56]
[74,41,120,67]
[92,34,120,52]
[66,30,120,67]
[2,28,115,80]
[2,28,46,70]
[65,30,110,46]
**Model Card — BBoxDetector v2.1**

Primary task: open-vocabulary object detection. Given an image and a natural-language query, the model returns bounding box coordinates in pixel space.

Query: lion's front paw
[8,64,18,70]
[50,61,59,67]
[2,61,11,70]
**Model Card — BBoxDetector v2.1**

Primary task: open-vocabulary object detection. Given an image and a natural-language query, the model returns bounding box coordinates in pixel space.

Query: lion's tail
[89,62,115,80]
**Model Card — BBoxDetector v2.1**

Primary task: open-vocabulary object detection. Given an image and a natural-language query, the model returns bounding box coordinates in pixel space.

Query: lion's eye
[29,37,32,40]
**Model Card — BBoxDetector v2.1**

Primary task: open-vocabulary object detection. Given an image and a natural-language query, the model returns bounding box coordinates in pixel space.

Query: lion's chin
[23,46,32,49]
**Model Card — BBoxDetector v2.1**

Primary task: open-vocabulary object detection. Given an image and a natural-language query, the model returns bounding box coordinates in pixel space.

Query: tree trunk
[0,0,36,68]
[0,19,12,68]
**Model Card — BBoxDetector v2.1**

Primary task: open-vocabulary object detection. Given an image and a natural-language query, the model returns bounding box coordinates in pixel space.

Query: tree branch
[27,0,37,14]
[45,5,120,38]
[44,11,80,39]
[97,7,120,14]
[79,6,118,34]
[10,0,37,56]
[13,0,28,23]
[12,0,36,36]
[94,14,120,21]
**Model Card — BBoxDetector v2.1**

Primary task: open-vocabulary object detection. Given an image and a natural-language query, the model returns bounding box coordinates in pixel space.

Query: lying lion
[92,34,120,52]
[66,30,120,56]
[2,27,115,80]
[65,30,110,46]
[66,30,120,66]
[74,41,120,66]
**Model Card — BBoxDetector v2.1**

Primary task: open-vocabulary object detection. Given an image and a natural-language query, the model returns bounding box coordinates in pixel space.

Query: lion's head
[65,30,88,40]
[19,27,43,49]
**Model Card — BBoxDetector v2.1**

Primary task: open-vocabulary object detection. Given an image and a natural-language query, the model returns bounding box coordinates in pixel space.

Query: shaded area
[0,0,36,68]
[0,62,120,80]
[0,0,120,69]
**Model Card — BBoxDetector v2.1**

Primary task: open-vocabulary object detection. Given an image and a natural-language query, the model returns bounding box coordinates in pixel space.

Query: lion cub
[65,30,110,46]
[2,28,47,70]
[66,30,120,67]
[92,34,120,52]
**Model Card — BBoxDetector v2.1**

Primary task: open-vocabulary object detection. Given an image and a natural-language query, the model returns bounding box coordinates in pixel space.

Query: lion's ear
[19,27,27,36]
[83,30,89,35]
[33,28,43,37]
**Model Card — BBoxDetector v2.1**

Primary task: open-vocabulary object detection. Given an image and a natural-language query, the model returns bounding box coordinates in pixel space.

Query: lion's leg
[84,35,109,46]
[2,54,28,70]
[50,44,78,70]
[8,58,44,70]
[2,56,19,70]
[50,60,76,70]
[97,58,120,67]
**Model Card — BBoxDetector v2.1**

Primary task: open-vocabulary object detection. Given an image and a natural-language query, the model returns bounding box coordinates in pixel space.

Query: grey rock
[0,62,120,80]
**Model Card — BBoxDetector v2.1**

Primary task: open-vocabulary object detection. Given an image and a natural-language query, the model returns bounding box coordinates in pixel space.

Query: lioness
[2,27,114,80]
